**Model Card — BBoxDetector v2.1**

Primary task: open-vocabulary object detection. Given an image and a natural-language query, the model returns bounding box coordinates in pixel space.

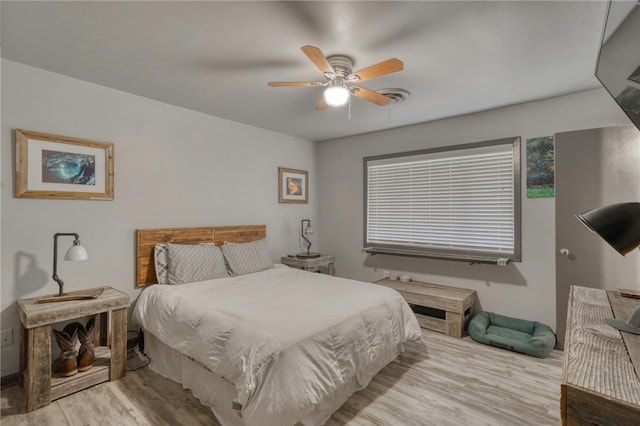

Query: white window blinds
[365,138,520,261]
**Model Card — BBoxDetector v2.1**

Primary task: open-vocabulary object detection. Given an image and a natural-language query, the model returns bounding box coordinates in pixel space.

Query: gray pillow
[221,239,274,276]
[154,243,169,284]
[166,243,229,284]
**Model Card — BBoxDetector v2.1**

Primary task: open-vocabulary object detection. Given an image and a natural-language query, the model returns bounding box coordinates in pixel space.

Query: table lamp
[576,202,640,255]
[576,202,640,334]
[297,219,321,259]
[52,232,88,296]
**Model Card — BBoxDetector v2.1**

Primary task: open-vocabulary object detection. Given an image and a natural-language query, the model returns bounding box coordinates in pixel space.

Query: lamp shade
[323,85,349,107]
[64,243,88,261]
[576,202,640,256]
[52,232,88,297]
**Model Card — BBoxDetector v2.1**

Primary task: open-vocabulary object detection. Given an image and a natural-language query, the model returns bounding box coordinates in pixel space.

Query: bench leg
[446,312,463,338]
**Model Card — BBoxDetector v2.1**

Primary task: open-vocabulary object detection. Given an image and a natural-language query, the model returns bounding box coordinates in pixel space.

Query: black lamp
[297,219,321,259]
[53,233,88,296]
[576,201,640,335]
[576,202,640,256]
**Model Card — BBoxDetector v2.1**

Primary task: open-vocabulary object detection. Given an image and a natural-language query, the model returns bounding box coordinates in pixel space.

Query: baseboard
[0,372,20,389]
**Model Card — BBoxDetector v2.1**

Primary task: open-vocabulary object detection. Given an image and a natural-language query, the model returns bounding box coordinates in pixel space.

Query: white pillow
[166,243,229,284]
[221,239,274,276]
[154,243,169,284]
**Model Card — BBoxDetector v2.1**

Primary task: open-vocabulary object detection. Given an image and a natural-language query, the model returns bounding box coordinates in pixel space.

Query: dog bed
[468,311,556,358]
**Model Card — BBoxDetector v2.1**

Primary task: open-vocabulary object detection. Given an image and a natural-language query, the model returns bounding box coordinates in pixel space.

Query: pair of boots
[52,318,96,377]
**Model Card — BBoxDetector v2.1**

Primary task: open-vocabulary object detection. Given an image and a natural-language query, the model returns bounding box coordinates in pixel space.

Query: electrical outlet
[383,270,390,278]
[1,329,13,347]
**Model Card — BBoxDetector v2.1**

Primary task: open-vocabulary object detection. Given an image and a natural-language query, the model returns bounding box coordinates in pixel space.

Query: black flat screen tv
[595,0,640,131]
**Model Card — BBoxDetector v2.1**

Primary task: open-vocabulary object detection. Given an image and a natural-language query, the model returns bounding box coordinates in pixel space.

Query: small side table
[281,255,336,275]
[16,286,129,412]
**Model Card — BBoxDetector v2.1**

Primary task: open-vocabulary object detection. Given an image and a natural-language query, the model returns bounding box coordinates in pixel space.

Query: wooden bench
[375,278,476,338]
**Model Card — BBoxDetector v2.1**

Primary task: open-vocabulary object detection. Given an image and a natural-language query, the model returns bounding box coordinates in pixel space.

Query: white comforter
[133,266,420,425]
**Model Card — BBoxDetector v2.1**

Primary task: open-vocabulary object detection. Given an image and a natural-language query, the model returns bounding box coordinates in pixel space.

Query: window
[364,137,521,263]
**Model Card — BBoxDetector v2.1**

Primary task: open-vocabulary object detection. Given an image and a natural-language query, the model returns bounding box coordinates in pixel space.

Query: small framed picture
[15,129,114,200]
[278,167,308,204]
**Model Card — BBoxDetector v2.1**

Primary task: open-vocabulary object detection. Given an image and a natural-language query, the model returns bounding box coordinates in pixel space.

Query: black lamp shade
[576,202,640,256]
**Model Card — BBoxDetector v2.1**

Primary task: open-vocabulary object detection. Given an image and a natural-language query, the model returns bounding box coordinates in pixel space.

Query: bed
[132,225,421,426]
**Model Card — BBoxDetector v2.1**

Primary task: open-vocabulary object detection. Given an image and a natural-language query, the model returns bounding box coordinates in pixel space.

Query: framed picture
[278,167,308,204]
[15,129,114,200]
[526,136,555,198]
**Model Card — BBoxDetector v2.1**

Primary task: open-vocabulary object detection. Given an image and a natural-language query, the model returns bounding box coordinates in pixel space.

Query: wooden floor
[1,330,563,425]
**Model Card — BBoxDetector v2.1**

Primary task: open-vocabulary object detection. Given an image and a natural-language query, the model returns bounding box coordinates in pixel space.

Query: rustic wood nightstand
[16,286,129,412]
[281,255,335,275]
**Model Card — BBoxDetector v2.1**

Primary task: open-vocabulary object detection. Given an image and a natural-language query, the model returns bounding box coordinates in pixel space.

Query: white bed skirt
[144,331,404,426]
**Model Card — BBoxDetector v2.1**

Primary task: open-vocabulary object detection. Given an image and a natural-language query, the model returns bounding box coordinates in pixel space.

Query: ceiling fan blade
[268,81,324,87]
[354,58,404,82]
[315,97,328,110]
[352,86,391,106]
[301,45,334,76]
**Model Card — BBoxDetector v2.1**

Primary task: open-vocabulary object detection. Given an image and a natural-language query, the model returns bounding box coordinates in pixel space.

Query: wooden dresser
[561,286,640,425]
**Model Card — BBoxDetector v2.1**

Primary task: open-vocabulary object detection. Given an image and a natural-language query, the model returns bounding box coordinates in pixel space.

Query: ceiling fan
[268,45,404,110]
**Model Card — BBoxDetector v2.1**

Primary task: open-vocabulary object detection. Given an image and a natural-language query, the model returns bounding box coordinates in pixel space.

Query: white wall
[0,60,318,375]
[316,88,633,332]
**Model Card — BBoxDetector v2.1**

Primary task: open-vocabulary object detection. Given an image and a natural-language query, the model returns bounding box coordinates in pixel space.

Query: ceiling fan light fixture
[323,84,350,107]
[269,46,404,110]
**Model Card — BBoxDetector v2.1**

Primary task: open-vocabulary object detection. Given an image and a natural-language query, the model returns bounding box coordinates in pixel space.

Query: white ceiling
[0,1,608,142]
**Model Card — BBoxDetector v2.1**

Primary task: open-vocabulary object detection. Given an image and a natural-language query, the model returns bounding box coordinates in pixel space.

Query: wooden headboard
[135,225,267,287]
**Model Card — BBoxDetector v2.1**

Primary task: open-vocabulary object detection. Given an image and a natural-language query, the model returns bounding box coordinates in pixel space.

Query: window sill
[364,247,513,266]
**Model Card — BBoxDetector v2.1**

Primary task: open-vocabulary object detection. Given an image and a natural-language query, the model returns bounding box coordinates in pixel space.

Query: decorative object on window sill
[278,167,308,204]
[576,201,640,335]
[51,233,88,296]
[15,129,114,200]
[297,219,321,259]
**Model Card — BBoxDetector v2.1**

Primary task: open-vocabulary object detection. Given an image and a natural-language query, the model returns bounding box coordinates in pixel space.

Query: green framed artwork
[526,136,555,198]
